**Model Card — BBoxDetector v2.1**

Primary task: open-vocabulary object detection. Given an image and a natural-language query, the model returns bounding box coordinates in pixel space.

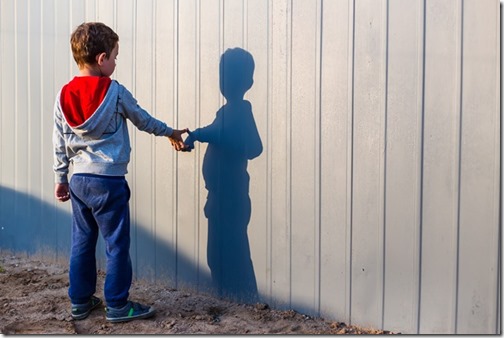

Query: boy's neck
[78,65,103,77]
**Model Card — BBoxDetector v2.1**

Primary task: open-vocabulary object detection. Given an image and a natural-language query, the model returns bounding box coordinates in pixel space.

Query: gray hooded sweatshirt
[53,78,173,184]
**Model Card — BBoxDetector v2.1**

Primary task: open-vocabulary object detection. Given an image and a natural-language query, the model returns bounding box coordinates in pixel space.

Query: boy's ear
[96,52,107,65]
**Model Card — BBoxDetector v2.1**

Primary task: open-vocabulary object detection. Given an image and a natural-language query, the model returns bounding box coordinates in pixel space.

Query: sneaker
[106,301,156,323]
[71,296,102,320]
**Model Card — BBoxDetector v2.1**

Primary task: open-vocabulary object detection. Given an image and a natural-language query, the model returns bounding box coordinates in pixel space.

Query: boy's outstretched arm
[168,128,190,151]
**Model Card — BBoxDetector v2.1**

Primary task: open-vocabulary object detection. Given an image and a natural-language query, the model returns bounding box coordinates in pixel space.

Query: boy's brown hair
[70,22,119,67]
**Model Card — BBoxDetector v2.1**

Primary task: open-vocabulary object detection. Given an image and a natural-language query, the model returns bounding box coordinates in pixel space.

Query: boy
[52,22,188,323]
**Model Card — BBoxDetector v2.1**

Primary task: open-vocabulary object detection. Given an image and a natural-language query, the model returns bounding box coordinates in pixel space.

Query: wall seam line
[14,0,18,192]
[27,0,32,195]
[454,0,464,333]
[152,0,158,282]
[266,0,273,304]
[0,0,2,186]
[288,0,293,308]
[416,0,427,333]
[174,0,179,289]
[381,0,390,330]
[496,2,502,334]
[347,0,355,325]
[316,0,323,317]
[195,0,202,290]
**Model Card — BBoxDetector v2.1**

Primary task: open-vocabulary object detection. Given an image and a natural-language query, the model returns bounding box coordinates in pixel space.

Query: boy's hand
[168,128,190,151]
[55,183,70,202]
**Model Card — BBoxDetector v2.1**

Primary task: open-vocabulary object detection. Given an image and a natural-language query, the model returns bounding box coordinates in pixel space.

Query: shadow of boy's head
[219,48,254,102]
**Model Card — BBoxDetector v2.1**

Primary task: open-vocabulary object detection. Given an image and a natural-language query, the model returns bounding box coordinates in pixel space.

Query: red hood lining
[60,76,112,127]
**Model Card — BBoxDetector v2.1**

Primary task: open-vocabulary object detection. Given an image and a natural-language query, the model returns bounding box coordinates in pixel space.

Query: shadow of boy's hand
[180,131,195,152]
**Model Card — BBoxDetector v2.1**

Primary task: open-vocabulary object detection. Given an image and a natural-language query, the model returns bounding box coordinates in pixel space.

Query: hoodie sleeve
[118,85,174,137]
[52,94,70,184]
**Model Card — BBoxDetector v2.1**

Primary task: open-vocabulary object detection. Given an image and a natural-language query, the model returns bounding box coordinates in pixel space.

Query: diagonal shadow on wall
[0,185,211,292]
[0,186,72,258]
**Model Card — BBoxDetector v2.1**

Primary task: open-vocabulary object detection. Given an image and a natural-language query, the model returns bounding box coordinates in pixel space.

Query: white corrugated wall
[0,0,500,334]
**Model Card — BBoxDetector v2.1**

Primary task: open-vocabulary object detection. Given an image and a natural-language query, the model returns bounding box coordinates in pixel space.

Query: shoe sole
[71,298,103,320]
[106,308,156,323]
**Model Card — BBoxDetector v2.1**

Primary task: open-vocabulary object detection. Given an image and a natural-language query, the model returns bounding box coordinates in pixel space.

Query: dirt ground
[0,253,396,335]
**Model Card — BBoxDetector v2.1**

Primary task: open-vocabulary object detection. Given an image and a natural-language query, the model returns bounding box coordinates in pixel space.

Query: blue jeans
[68,174,132,308]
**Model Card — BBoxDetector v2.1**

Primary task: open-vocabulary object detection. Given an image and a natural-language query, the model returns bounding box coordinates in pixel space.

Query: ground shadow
[185,48,263,304]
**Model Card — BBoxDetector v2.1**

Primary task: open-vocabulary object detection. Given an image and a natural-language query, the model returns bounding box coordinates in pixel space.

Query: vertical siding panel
[223,0,244,48]
[177,0,199,288]
[346,0,355,324]
[15,0,29,194]
[198,0,221,291]
[43,3,63,258]
[0,0,2,189]
[194,0,202,291]
[70,1,86,37]
[245,0,269,300]
[351,0,386,328]
[28,0,43,254]
[154,0,178,285]
[313,0,322,316]
[319,0,350,321]
[14,0,30,252]
[53,0,72,260]
[28,0,43,198]
[497,6,501,334]
[0,0,16,251]
[0,0,2,188]
[383,0,422,333]
[265,0,274,304]
[269,0,291,309]
[96,0,115,26]
[420,0,460,333]
[114,0,135,116]
[40,0,59,259]
[132,0,156,280]
[290,0,318,314]
[85,0,97,22]
[456,0,500,333]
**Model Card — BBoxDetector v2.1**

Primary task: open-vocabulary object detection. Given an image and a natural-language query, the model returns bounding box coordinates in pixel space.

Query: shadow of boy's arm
[183,109,224,150]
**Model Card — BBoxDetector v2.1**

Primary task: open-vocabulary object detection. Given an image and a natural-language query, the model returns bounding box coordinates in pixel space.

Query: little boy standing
[52,22,188,322]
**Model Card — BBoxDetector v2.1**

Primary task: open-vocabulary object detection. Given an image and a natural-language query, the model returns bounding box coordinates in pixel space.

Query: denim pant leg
[69,175,132,309]
[93,178,132,309]
[68,177,99,305]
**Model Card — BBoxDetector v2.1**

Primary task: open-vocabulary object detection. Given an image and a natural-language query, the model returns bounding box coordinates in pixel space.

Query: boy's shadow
[185,48,262,303]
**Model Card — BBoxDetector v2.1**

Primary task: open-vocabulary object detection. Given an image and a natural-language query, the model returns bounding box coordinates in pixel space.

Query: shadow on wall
[185,48,263,304]
[0,185,211,291]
